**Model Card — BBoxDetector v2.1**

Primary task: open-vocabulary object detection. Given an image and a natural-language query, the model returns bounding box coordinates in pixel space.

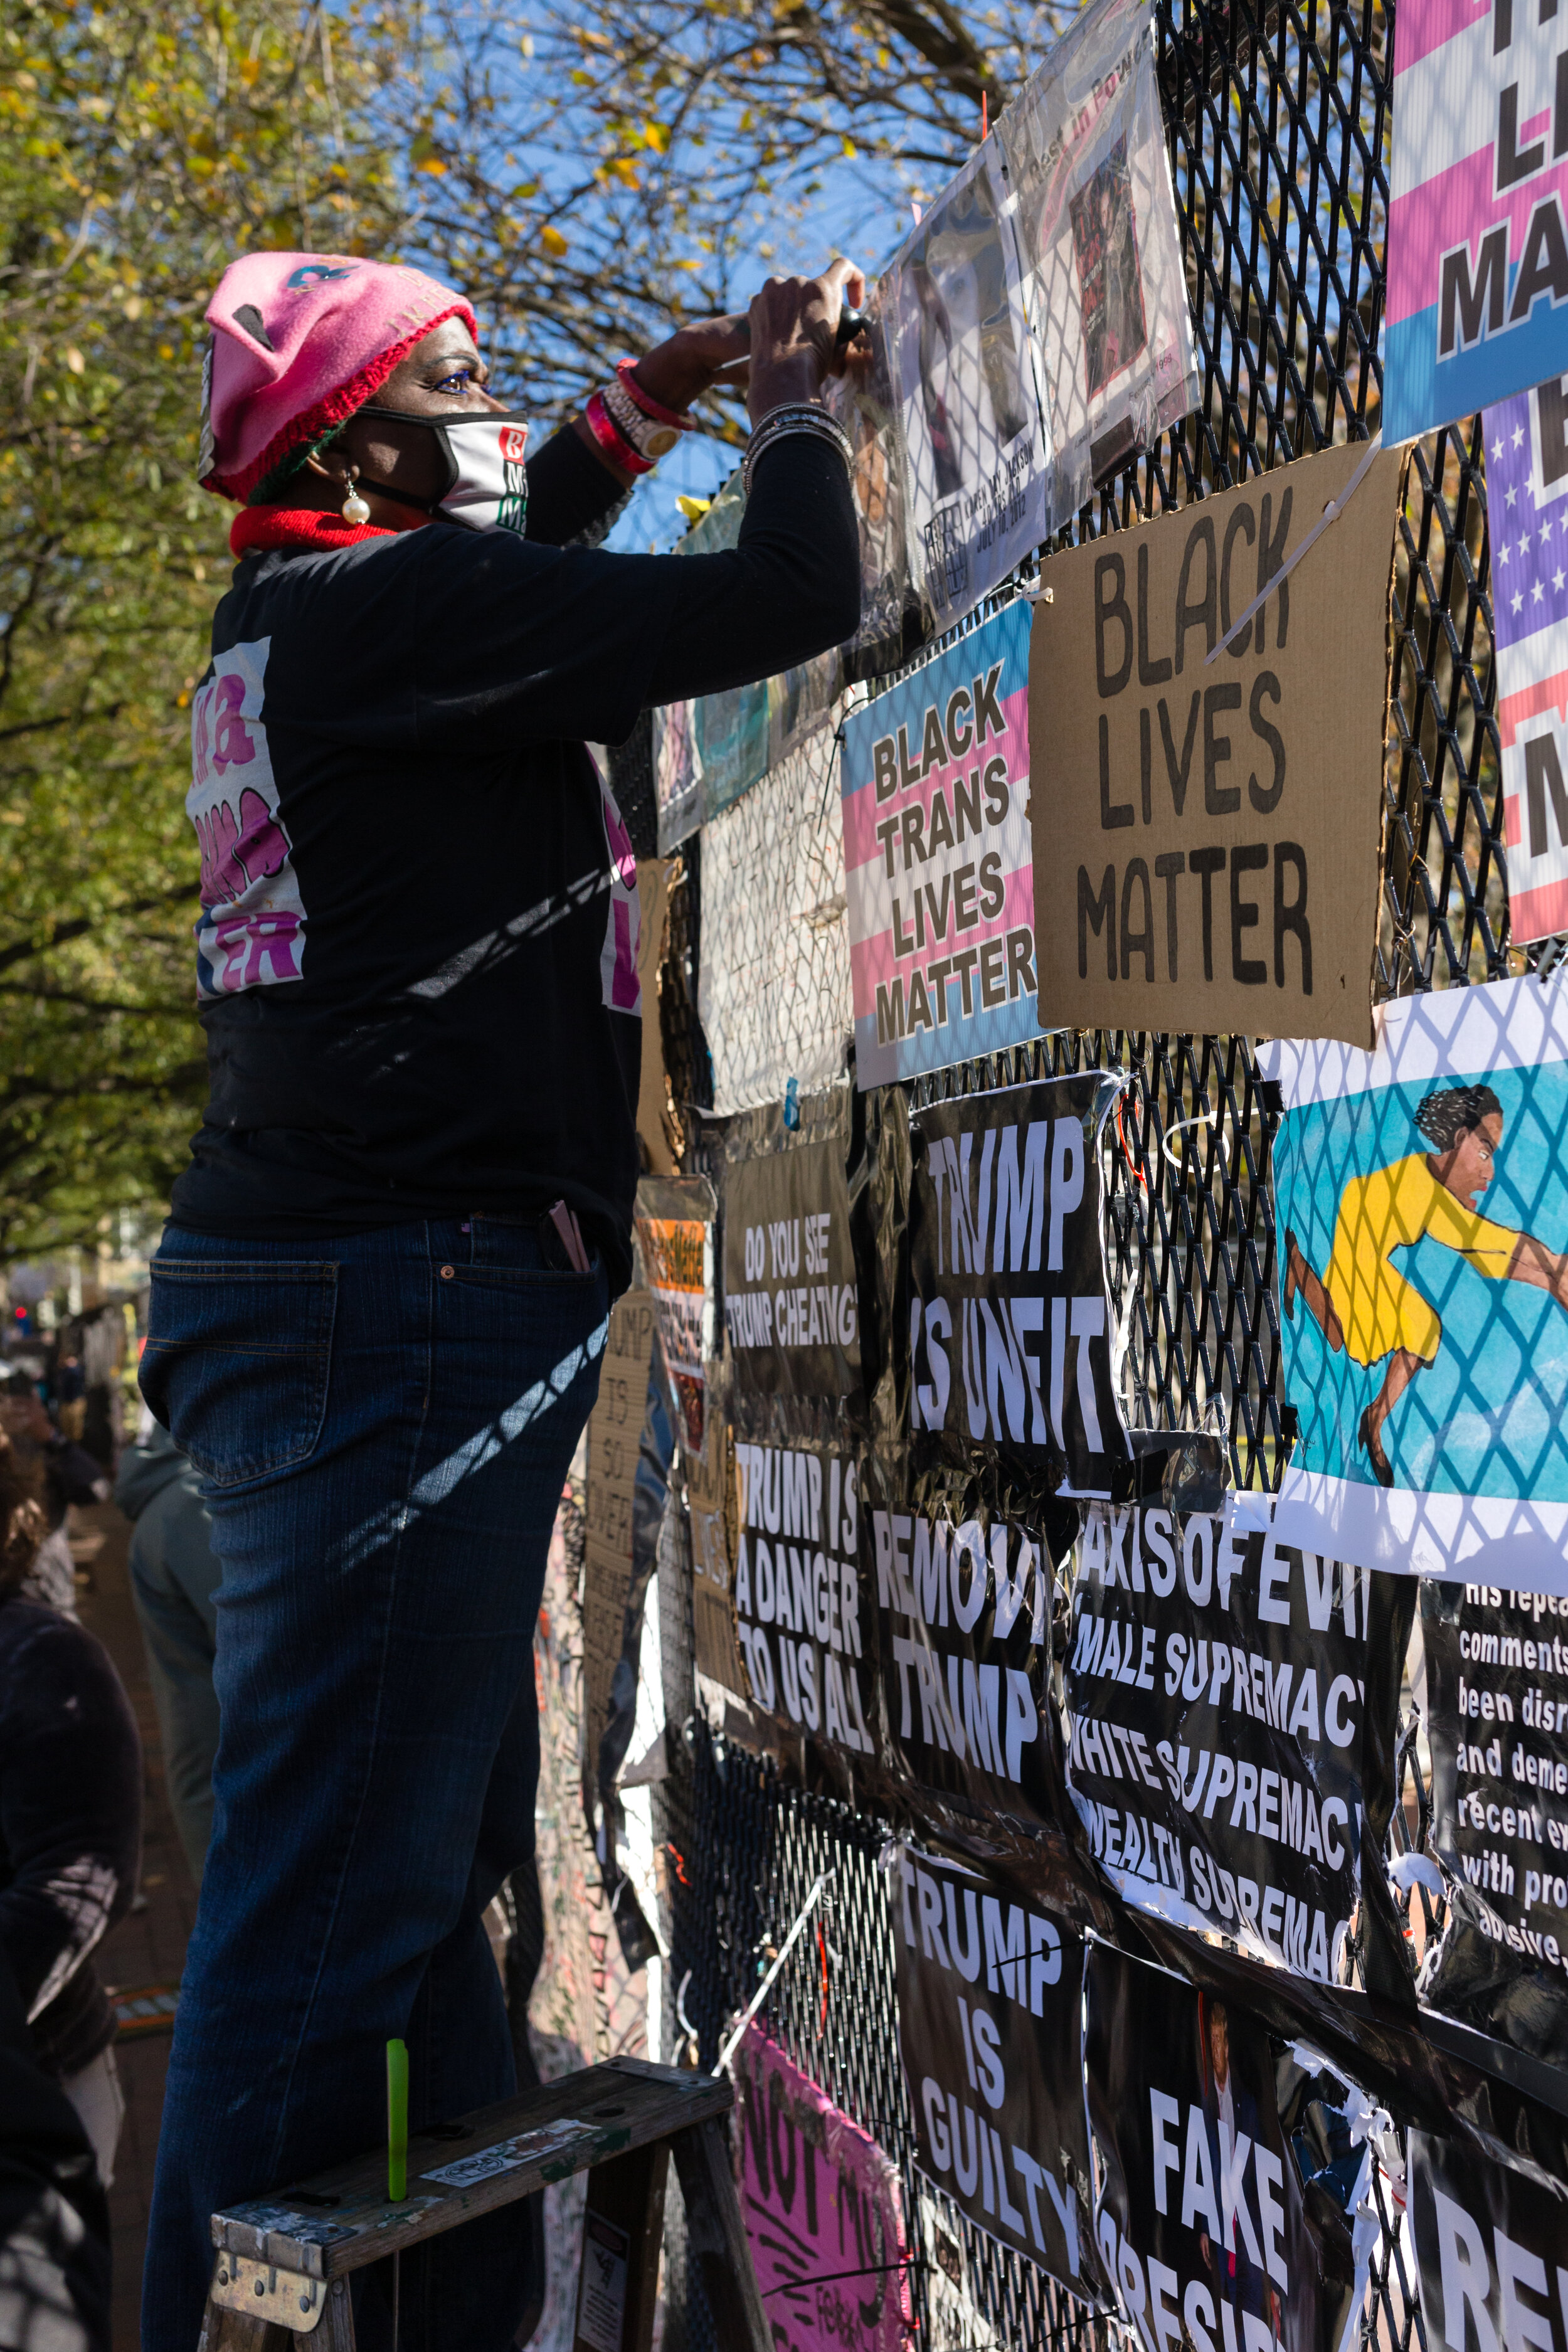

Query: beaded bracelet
[614,359,692,435]
[602,374,683,463]
[742,403,854,497]
[583,388,652,477]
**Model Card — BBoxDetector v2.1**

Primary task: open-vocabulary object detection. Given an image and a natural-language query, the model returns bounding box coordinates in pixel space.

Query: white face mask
[356,407,529,535]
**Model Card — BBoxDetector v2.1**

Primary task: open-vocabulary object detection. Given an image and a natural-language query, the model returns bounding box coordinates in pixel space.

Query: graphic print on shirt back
[188,636,307,999]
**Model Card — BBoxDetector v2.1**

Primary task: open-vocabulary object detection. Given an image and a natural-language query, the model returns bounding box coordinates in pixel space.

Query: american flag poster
[1486,376,1568,943]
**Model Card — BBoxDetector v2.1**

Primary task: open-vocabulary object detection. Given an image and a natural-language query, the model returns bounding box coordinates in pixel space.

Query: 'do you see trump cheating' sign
[1031,443,1403,1049]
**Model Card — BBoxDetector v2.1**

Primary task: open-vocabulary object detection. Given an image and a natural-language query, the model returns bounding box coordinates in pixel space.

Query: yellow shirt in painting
[1324,1153,1519,1367]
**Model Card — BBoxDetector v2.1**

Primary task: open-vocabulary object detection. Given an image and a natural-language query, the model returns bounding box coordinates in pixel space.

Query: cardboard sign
[1030,443,1402,1049]
[1385,0,1568,442]
[732,2024,913,2352]
[1418,1577,1568,2060]
[843,601,1037,1088]
[1086,1946,1358,2352]
[633,1175,713,1458]
[891,1845,1107,2306]
[1483,379,1568,943]
[1065,1502,1367,1981]
[1263,973,1568,1590]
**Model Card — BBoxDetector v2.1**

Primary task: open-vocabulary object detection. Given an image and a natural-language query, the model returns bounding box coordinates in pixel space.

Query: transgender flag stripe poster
[841,601,1042,1089]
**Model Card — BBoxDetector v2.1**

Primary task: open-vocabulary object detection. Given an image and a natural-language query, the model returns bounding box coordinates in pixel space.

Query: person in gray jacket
[113,1428,220,1882]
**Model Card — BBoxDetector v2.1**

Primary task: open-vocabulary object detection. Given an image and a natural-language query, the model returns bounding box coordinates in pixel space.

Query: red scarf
[228,507,426,557]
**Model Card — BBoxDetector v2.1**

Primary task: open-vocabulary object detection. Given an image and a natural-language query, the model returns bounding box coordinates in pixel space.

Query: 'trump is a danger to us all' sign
[1385,0,1568,442]
[843,601,1039,1088]
[1031,443,1402,1050]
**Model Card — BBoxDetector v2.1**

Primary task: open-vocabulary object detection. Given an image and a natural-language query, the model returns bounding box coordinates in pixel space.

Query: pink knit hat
[198,252,476,502]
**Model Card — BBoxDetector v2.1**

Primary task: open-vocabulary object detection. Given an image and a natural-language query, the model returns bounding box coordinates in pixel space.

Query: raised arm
[1506,1232,1568,1308]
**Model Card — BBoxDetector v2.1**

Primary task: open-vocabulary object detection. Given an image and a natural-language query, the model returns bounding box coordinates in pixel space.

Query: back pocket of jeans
[142,1260,337,1488]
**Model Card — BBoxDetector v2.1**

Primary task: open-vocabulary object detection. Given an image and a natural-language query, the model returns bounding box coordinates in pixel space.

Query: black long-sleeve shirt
[168,429,859,1277]
[0,1598,143,2077]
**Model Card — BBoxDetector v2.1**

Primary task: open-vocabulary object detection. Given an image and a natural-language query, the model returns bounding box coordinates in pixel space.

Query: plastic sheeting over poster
[997,0,1200,520]
[889,1842,1109,2307]
[1065,1502,1367,1981]
[1263,975,1568,1590]
[1481,379,1568,945]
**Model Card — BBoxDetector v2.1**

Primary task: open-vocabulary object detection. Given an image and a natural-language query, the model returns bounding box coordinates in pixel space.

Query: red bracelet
[615,358,692,433]
[584,388,652,477]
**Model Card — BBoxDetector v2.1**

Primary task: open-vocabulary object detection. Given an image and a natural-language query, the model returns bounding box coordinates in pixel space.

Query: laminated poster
[1263,974,1568,1590]
[1086,1944,1359,2352]
[1031,442,1403,1051]
[1418,1577,1568,2062]
[1409,2127,1568,2352]
[721,1092,861,1414]
[824,292,913,680]
[731,2023,913,2352]
[634,1175,714,1458]
[891,1843,1109,2307]
[1482,378,1568,944]
[1385,0,1568,443]
[998,0,1200,522]
[871,1496,1068,1846]
[884,139,1053,632]
[1065,1501,1367,1983]
[731,1438,877,1769]
[918,2191,1002,2352]
[907,1074,1129,1495]
[842,601,1039,1088]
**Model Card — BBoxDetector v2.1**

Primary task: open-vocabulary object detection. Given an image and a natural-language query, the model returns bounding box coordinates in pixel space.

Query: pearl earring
[341,465,370,527]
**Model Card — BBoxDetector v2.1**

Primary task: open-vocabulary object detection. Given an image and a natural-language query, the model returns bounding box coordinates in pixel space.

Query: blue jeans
[139,1217,610,2352]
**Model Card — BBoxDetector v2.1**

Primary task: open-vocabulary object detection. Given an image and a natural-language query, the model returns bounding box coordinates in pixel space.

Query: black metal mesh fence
[638,0,1519,2343]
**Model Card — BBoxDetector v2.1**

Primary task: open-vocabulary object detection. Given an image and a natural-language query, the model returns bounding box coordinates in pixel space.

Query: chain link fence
[613,0,1532,2343]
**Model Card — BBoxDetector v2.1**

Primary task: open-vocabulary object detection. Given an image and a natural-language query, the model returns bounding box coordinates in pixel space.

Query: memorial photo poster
[1419,1578,1568,2062]
[634,1175,714,1458]
[1032,441,1401,1048]
[1065,1502,1367,1983]
[1263,975,1568,1590]
[731,1438,877,1769]
[1086,1944,1358,2352]
[1385,0,1568,443]
[721,1094,861,1416]
[907,1074,1128,1495]
[884,140,1053,633]
[891,1843,1110,2306]
[842,601,1039,1088]
[732,2022,913,2352]
[997,0,1200,522]
[1482,379,1568,944]
[1409,2127,1568,2352]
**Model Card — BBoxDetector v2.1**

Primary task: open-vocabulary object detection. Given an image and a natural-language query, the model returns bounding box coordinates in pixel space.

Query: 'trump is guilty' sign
[1031,443,1402,1049]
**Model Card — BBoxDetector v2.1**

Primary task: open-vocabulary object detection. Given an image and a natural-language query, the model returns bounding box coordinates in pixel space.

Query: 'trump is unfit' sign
[908,1076,1127,1495]
[1065,1502,1366,1981]
[1409,2129,1568,2352]
[1385,0,1568,443]
[843,602,1039,1088]
[891,1844,1108,2307]
[1031,443,1401,1050]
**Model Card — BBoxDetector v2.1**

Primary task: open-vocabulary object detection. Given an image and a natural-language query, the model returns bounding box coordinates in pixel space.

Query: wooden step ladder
[197,2057,770,2352]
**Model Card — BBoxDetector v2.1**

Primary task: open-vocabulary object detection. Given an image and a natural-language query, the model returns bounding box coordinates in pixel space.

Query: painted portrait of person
[1283,1083,1568,1486]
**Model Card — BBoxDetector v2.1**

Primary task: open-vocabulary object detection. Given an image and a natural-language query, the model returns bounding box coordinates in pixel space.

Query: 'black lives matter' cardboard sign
[908,1074,1127,1494]
[1031,442,1402,1049]
[891,1845,1109,2307]
[1419,1580,1568,2061]
[1086,1944,1357,2352]
[1065,1502,1367,1982]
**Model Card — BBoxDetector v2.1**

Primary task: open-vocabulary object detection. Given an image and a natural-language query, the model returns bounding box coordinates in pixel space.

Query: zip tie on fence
[1204,430,1385,666]
[1161,1106,1225,1168]
[713,1868,835,2077]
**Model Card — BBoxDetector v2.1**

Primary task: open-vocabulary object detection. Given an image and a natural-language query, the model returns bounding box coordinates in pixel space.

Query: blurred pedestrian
[0,1431,142,2191]
[0,1377,108,1619]
[114,1424,220,1880]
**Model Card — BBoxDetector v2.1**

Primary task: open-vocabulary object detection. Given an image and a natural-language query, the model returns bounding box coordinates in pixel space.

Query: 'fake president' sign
[1030,443,1402,1049]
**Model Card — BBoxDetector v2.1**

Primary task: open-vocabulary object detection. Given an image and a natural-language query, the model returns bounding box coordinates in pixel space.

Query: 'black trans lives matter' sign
[1065,1502,1367,1983]
[1032,443,1402,1051]
[891,1844,1110,2308]
[1419,1580,1568,2060]
[908,1074,1127,1495]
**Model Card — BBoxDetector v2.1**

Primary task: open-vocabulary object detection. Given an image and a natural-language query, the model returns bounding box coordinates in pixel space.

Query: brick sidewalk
[75,1498,200,2351]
